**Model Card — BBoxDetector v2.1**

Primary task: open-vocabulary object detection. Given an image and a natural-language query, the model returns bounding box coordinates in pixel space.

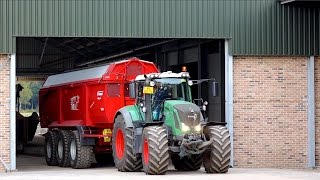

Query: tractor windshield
[153,78,191,102]
[151,78,192,120]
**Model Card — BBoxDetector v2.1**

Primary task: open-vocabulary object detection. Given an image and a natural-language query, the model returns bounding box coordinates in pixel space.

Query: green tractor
[112,70,231,175]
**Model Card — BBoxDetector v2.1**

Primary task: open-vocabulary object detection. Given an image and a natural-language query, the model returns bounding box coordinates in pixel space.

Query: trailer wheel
[203,125,231,173]
[171,154,202,171]
[45,130,58,166]
[142,126,169,175]
[56,130,71,167]
[69,130,93,169]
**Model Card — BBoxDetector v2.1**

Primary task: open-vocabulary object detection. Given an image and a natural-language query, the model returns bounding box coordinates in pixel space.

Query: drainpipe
[10,54,16,171]
[224,40,234,167]
[307,56,315,168]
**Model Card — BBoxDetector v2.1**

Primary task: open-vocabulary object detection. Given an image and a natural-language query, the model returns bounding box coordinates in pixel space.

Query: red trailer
[39,58,159,169]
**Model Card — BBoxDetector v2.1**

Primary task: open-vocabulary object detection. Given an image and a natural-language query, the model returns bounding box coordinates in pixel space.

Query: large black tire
[171,154,202,171]
[203,125,231,173]
[69,130,93,169]
[44,130,58,166]
[112,115,142,172]
[95,153,114,166]
[142,126,169,175]
[56,130,71,167]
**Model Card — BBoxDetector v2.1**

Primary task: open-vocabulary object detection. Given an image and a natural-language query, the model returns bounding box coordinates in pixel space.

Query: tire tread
[203,125,231,173]
[142,126,169,175]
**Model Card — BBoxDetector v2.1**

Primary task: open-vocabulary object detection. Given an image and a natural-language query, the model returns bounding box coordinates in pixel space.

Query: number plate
[143,86,154,94]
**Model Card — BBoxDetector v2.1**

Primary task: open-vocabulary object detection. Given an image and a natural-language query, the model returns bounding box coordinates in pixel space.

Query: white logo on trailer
[97,91,104,100]
[70,95,80,110]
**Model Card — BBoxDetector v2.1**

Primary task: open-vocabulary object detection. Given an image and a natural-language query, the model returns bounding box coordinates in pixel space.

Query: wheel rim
[46,140,52,159]
[70,139,76,160]
[115,129,125,159]
[143,139,149,165]
[58,139,63,159]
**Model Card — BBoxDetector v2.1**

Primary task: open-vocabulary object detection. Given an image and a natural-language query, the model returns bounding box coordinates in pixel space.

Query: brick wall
[0,54,10,172]
[315,56,320,167]
[233,56,308,168]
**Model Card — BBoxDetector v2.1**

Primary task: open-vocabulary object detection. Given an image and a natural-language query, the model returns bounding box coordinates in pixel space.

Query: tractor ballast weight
[39,58,159,169]
[112,70,231,175]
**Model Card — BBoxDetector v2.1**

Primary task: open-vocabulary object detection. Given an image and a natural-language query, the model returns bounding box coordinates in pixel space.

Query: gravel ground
[0,155,319,180]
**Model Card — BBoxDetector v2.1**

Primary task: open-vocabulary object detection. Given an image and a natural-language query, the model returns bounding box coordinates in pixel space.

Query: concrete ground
[0,155,319,180]
[4,132,320,180]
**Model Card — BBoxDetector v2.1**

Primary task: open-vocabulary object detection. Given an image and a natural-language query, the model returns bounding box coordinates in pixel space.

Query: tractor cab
[133,71,202,124]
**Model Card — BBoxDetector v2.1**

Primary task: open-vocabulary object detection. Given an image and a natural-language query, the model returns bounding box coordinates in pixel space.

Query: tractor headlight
[194,124,201,132]
[181,123,190,132]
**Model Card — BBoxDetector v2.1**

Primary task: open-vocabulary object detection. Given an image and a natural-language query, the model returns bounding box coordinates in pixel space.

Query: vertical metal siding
[0,0,319,55]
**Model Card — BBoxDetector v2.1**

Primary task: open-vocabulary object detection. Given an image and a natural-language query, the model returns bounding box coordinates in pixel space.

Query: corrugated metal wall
[0,0,319,55]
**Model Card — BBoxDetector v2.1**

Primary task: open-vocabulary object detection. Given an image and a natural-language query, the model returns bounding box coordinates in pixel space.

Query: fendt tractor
[112,68,231,175]
[39,57,231,174]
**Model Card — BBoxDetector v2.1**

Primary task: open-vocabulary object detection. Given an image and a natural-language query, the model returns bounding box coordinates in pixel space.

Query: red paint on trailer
[39,58,159,153]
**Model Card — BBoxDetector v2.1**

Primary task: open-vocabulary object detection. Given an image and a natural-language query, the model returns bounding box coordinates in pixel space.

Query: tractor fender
[115,106,143,154]
[115,106,134,128]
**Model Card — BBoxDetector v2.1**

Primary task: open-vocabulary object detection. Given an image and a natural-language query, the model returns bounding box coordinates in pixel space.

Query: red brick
[0,54,10,173]
[233,56,308,168]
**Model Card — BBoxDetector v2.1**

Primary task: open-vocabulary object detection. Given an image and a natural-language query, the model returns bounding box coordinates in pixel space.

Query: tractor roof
[135,71,190,81]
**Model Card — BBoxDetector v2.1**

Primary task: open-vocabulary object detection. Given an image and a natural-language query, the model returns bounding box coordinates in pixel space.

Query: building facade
[0,0,319,172]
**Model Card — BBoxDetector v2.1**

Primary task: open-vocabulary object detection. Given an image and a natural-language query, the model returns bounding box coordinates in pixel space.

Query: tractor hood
[164,100,201,127]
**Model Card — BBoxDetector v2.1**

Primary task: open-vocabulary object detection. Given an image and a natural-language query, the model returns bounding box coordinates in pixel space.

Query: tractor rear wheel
[203,125,231,173]
[112,114,142,172]
[45,130,58,166]
[56,130,71,167]
[171,154,202,171]
[142,126,169,175]
[69,130,93,169]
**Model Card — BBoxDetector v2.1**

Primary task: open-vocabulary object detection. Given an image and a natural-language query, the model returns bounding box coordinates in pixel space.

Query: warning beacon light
[182,66,187,72]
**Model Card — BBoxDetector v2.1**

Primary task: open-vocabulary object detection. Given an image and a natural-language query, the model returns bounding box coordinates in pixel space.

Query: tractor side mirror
[129,82,136,98]
[212,81,219,97]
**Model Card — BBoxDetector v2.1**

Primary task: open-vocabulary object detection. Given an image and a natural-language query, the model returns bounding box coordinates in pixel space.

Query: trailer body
[39,58,159,155]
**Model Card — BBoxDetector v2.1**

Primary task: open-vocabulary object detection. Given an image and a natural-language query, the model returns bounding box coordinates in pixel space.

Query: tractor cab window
[153,78,191,101]
[151,78,191,120]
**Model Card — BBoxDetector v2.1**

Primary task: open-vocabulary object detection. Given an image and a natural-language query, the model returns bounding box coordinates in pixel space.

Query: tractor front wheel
[142,126,169,175]
[112,114,142,171]
[203,125,231,173]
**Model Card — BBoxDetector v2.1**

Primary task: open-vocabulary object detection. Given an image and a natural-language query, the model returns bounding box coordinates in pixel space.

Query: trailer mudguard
[76,126,96,146]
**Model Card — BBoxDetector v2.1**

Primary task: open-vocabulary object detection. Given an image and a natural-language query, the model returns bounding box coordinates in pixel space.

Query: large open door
[14,37,227,171]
